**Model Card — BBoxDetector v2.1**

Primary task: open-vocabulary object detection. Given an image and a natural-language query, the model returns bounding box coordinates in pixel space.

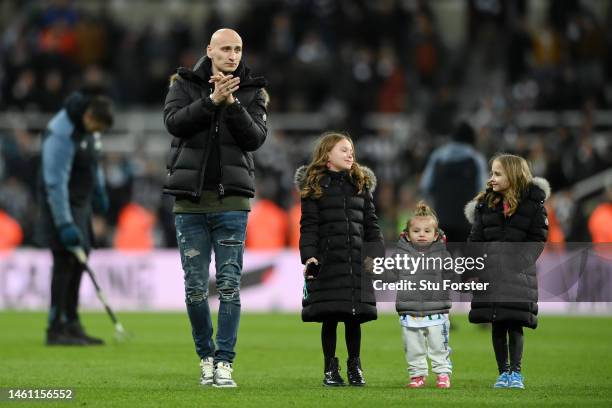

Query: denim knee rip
[184,248,201,258]
[186,290,209,305]
[216,261,241,303]
[218,239,243,247]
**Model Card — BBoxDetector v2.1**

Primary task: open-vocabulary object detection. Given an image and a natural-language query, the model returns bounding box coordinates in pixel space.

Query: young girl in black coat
[295,132,383,387]
[464,154,550,389]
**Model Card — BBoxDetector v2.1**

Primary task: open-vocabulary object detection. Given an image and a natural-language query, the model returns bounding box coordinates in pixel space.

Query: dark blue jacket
[37,92,106,250]
[420,142,488,231]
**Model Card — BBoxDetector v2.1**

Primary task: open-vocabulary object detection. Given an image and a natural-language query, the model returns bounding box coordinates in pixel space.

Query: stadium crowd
[0,0,611,249]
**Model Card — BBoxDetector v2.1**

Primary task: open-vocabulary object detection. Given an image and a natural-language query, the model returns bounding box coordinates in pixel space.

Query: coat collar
[396,235,447,256]
[173,56,267,89]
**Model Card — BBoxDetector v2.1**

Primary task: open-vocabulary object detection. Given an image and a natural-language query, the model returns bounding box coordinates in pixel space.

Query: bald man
[163,28,268,388]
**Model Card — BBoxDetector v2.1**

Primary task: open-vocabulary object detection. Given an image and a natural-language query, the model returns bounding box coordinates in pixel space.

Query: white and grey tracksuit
[393,236,454,377]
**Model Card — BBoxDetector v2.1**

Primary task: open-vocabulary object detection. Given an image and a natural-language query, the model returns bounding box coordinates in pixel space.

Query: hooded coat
[163,57,268,199]
[464,177,550,329]
[295,165,383,323]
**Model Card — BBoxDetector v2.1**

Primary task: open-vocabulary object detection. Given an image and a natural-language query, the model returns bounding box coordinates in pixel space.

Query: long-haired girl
[465,153,550,389]
[295,132,383,387]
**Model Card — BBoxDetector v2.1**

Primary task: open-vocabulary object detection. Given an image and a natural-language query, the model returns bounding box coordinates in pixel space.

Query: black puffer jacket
[163,57,267,199]
[464,177,550,329]
[295,166,384,323]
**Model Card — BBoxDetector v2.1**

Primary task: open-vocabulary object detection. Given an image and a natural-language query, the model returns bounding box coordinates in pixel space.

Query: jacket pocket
[167,139,185,174]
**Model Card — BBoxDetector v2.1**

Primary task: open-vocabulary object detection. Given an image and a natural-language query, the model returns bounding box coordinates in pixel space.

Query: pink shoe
[407,376,426,388]
[436,374,451,388]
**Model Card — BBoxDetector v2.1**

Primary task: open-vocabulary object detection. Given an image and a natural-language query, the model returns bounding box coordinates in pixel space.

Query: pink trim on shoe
[436,374,451,388]
[407,376,426,388]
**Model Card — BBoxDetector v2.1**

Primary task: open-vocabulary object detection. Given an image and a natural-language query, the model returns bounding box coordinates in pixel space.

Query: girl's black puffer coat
[464,177,550,329]
[295,166,384,323]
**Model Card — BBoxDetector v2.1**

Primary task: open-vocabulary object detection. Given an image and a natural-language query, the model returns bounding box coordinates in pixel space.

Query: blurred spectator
[0,208,23,249]
[376,45,406,113]
[506,15,531,83]
[420,121,488,243]
[562,129,606,185]
[39,69,66,111]
[545,200,566,244]
[375,181,398,243]
[113,202,155,251]
[288,192,301,249]
[357,129,408,189]
[246,198,288,250]
[38,19,78,58]
[411,11,442,88]
[531,23,562,70]
[588,178,612,243]
[425,85,458,136]
[0,0,610,248]
[0,176,35,245]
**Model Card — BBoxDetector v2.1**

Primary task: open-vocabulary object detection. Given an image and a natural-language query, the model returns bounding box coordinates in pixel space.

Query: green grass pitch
[1,312,611,407]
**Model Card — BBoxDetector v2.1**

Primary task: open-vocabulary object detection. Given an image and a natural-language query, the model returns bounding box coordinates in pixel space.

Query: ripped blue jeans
[175,211,248,364]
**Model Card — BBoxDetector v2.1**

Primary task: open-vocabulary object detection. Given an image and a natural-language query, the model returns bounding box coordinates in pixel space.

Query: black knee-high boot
[345,321,365,386]
[322,321,344,386]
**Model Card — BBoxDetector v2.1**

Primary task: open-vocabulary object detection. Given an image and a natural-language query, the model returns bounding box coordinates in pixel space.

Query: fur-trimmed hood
[293,165,377,193]
[464,177,551,224]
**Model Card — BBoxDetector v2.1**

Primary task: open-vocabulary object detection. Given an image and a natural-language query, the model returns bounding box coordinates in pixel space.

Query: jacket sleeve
[526,203,548,242]
[224,88,268,152]
[524,203,548,263]
[364,189,383,244]
[385,250,401,282]
[163,79,217,138]
[41,128,75,227]
[299,197,319,264]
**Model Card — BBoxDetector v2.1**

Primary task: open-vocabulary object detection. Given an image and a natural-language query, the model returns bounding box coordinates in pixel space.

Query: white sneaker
[213,361,237,388]
[199,357,214,386]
